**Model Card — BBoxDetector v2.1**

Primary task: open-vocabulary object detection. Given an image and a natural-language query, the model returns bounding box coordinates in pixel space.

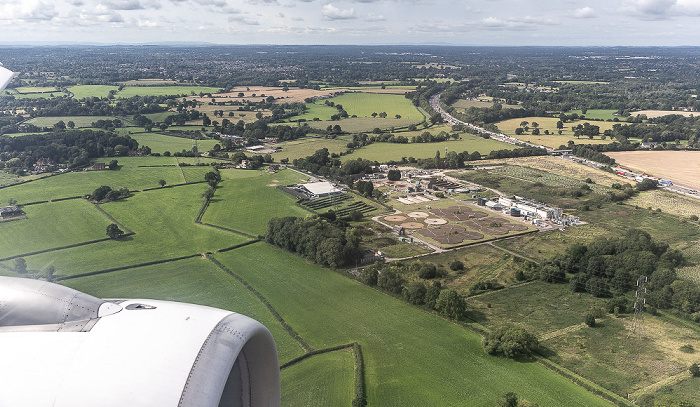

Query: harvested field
[632,110,696,118]
[606,151,700,190]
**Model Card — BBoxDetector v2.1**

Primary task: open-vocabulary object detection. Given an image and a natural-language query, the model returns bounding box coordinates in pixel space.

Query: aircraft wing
[0,276,281,407]
[0,65,13,93]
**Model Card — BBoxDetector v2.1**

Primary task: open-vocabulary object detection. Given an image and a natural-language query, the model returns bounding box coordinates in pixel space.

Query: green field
[0,199,112,259]
[131,132,219,154]
[201,169,311,236]
[212,244,612,406]
[67,85,119,99]
[271,136,352,162]
[341,133,514,162]
[116,86,221,98]
[281,350,355,407]
[565,109,619,121]
[26,115,120,128]
[287,103,339,121]
[0,157,187,204]
[2,183,250,277]
[495,116,618,148]
[303,117,420,133]
[1,89,65,99]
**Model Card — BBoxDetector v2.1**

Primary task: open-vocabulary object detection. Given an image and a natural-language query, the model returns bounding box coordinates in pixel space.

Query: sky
[2,0,700,46]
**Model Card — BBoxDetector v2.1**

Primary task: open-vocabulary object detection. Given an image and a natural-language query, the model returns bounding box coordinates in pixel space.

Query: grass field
[281,350,355,407]
[452,99,521,110]
[627,189,700,219]
[67,85,119,99]
[26,116,119,128]
[0,157,186,204]
[495,117,618,148]
[212,244,612,406]
[606,150,700,190]
[270,136,351,162]
[131,132,219,154]
[61,256,304,364]
[341,133,514,163]
[303,117,420,133]
[116,86,222,98]
[201,169,311,236]
[566,109,619,120]
[0,199,112,259]
[2,89,65,99]
[1,183,250,277]
[328,93,423,120]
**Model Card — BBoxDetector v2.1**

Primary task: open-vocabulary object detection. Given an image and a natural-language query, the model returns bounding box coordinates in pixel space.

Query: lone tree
[108,159,119,170]
[690,363,700,377]
[483,326,539,358]
[13,257,27,274]
[158,179,166,188]
[106,223,124,239]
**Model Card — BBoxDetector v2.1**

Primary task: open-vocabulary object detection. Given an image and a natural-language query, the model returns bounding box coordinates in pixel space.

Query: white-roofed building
[298,181,343,199]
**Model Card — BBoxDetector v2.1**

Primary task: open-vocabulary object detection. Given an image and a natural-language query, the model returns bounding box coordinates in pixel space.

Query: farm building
[297,182,343,199]
[0,206,24,219]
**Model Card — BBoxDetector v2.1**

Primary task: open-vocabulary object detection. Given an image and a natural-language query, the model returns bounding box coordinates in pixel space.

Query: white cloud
[0,0,57,21]
[621,0,676,20]
[102,0,162,10]
[366,13,385,21]
[322,4,357,20]
[571,6,596,18]
[481,16,538,30]
[137,18,159,27]
[228,15,260,25]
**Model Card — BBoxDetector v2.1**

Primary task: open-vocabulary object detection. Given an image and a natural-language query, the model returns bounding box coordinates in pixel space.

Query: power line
[628,275,647,338]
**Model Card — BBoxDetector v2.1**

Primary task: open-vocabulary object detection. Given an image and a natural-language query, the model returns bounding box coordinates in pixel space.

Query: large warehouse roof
[303,181,341,196]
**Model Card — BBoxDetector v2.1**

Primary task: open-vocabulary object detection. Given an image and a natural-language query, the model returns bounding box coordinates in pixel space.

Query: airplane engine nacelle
[0,276,281,407]
[0,65,13,93]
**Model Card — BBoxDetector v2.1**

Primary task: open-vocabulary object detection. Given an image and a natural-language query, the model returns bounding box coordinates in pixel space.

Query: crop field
[201,169,311,236]
[26,115,119,128]
[300,193,383,218]
[627,189,700,219]
[131,132,219,154]
[0,157,187,204]
[116,85,222,98]
[0,199,112,259]
[606,150,700,190]
[281,351,355,407]
[495,117,618,148]
[61,256,304,364]
[67,85,119,99]
[341,133,514,163]
[212,244,611,406]
[475,156,626,187]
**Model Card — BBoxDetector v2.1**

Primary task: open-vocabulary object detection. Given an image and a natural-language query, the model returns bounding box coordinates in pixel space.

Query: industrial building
[296,181,343,199]
[498,196,564,221]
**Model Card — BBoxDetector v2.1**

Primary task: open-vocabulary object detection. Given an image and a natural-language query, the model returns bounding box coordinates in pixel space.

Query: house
[89,163,107,171]
[0,206,24,219]
[640,141,658,149]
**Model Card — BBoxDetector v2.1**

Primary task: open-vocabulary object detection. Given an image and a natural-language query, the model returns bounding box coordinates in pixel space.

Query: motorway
[430,92,700,200]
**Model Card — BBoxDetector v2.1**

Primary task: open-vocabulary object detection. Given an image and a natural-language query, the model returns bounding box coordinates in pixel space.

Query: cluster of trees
[483,326,539,358]
[359,260,467,320]
[265,216,361,269]
[89,185,131,202]
[0,130,141,172]
[293,148,374,183]
[539,229,700,317]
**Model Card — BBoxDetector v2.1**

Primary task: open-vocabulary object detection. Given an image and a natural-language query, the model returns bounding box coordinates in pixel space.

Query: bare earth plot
[606,151,700,190]
[632,110,696,118]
